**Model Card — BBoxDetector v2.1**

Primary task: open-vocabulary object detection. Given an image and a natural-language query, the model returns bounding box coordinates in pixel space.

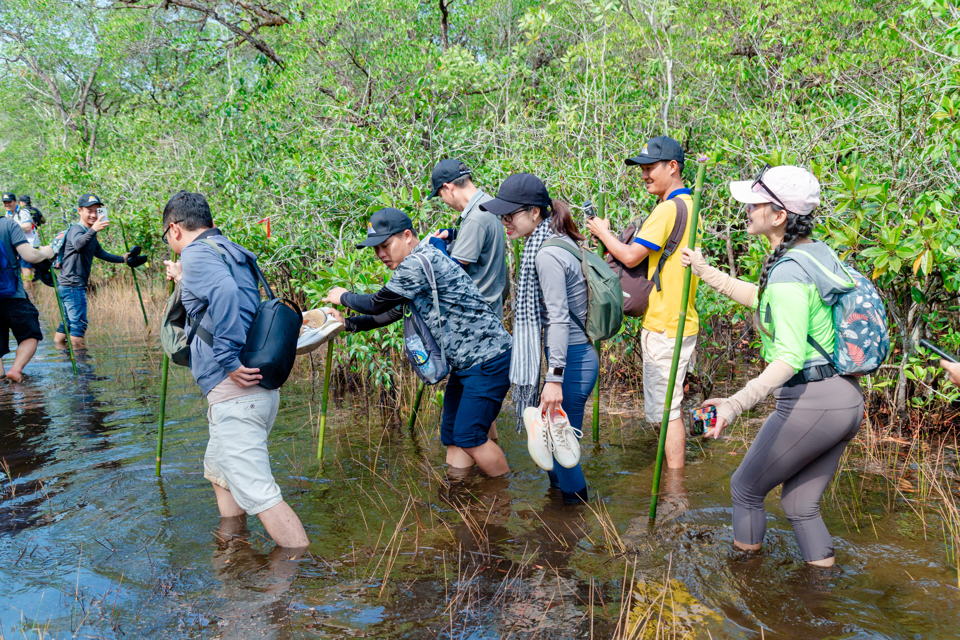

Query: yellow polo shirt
[633,193,701,338]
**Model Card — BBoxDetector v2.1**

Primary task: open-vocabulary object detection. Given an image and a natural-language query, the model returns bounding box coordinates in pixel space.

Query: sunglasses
[161,220,184,245]
[751,164,790,213]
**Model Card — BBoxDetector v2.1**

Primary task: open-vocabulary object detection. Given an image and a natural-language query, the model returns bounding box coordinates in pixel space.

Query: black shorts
[0,297,43,357]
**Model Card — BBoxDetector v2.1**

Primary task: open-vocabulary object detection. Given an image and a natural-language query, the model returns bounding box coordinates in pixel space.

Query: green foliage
[2,0,960,415]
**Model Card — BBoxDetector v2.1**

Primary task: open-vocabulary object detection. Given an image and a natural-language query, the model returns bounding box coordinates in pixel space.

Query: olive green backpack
[538,239,624,341]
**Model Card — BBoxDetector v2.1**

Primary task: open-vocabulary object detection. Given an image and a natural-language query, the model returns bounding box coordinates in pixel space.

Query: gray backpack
[402,253,451,385]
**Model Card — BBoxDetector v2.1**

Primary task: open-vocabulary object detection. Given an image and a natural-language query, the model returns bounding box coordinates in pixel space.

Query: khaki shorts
[642,329,697,423]
[204,389,283,515]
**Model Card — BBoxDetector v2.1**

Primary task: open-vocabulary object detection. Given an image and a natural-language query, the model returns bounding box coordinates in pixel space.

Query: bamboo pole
[114,211,149,327]
[317,340,334,462]
[408,381,426,434]
[649,157,708,521]
[37,227,77,375]
[591,193,607,443]
[156,251,176,477]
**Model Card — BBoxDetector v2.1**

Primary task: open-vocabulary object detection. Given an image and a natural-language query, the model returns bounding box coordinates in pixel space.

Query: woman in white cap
[681,165,864,567]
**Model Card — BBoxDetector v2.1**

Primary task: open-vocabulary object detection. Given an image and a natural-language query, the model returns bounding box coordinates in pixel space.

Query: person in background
[162,191,309,549]
[3,192,16,217]
[481,173,596,503]
[585,136,699,469]
[323,207,514,478]
[428,159,508,318]
[0,214,55,381]
[15,195,39,287]
[53,194,129,350]
[681,165,863,567]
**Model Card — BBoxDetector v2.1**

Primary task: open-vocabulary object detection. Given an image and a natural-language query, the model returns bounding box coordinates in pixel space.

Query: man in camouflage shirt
[324,208,513,476]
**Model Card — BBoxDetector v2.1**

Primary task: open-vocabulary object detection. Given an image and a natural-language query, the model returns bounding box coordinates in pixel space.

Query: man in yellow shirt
[587,136,699,468]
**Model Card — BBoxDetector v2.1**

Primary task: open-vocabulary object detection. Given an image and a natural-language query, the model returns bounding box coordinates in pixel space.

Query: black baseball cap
[479,173,552,216]
[2,192,14,202]
[427,159,472,199]
[625,136,684,166]
[357,207,414,248]
[18,195,31,205]
[78,194,102,208]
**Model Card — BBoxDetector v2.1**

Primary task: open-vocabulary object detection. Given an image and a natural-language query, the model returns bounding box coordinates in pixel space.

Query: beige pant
[642,329,697,423]
[204,389,283,515]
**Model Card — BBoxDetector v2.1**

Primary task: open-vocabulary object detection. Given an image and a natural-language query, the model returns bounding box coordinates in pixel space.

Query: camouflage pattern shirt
[385,239,512,371]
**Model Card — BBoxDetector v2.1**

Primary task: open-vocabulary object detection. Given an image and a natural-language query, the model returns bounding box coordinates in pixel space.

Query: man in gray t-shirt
[0,216,55,381]
[428,159,508,319]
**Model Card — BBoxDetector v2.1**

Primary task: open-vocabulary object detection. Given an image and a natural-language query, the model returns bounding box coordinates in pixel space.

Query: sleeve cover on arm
[345,306,404,333]
[688,251,758,308]
[341,287,406,315]
[716,359,796,426]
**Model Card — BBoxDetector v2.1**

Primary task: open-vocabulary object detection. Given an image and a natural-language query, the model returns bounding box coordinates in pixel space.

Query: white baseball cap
[729,165,820,216]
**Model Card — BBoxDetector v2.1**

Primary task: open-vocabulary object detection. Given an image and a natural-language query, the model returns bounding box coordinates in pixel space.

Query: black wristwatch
[549,367,564,377]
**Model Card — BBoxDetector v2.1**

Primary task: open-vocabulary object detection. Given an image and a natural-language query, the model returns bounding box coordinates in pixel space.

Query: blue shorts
[56,286,88,338]
[18,257,33,270]
[441,348,512,448]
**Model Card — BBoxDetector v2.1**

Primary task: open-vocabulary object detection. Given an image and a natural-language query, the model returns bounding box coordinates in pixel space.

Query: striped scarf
[510,218,552,432]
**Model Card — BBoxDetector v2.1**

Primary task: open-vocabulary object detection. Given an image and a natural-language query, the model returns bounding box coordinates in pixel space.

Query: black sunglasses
[751,164,790,213]
[161,219,184,245]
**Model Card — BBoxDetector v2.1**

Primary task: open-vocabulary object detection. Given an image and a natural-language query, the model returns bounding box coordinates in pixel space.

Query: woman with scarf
[480,173,596,503]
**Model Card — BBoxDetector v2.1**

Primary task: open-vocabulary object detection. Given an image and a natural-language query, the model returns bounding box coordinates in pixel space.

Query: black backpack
[30,207,45,227]
[186,240,301,390]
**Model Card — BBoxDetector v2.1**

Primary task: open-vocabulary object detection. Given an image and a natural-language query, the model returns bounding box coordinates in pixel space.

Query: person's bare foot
[6,369,23,383]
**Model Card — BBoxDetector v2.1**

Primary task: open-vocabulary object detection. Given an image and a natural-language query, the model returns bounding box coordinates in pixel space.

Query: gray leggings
[730,375,864,562]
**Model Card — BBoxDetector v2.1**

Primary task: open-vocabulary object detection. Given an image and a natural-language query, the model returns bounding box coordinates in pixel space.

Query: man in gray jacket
[162,191,308,549]
[428,159,507,318]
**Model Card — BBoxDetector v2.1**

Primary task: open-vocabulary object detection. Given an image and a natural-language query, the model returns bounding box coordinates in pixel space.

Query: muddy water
[1,332,958,639]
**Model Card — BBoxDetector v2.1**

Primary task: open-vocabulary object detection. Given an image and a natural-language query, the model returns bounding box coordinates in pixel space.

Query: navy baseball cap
[479,173,552,216]
[18,195,30,205]
[357,207,414,248]
[2,192,14,202]
[78,194,103,208]
[625,136,685,166]
[427,159,472,199]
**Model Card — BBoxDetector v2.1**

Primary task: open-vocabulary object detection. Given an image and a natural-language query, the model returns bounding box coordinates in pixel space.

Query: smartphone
[582,201,597,220]
[98,209,109,222]
[690,406,717,436]
[918,339,958,363]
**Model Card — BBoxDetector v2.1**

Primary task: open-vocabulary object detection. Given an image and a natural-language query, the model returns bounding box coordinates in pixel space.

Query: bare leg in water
[212,484,309,548]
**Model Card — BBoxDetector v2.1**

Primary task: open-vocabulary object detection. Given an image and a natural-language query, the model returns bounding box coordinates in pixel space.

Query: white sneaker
[524,406,554,471]
[547,408,582,469]
[296,309,344,355]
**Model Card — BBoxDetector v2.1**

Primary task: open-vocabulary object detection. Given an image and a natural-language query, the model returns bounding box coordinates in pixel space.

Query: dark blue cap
[625,136,684,166]
[479,173,551,216]
[428,159,472,199]
[357,207,414,248]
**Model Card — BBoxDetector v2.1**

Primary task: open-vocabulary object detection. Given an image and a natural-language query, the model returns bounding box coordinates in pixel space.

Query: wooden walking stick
[317,340,334,462]
[37,227,77,375]
[156,251,176,477]
[115,210,149,327]
[590,192,607,443]
[649,157,708,521]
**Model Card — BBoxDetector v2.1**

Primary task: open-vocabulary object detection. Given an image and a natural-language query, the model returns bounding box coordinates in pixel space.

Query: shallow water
[1,330,959,639]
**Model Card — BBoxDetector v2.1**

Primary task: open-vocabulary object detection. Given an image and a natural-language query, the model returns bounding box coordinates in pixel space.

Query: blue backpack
[788,246,891,376]
[0,244,17,299]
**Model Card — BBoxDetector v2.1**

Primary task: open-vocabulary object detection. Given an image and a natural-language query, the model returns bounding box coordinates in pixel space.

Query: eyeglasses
[751,164,790,213]
[161,220,184,245]
[501,207,532,224]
